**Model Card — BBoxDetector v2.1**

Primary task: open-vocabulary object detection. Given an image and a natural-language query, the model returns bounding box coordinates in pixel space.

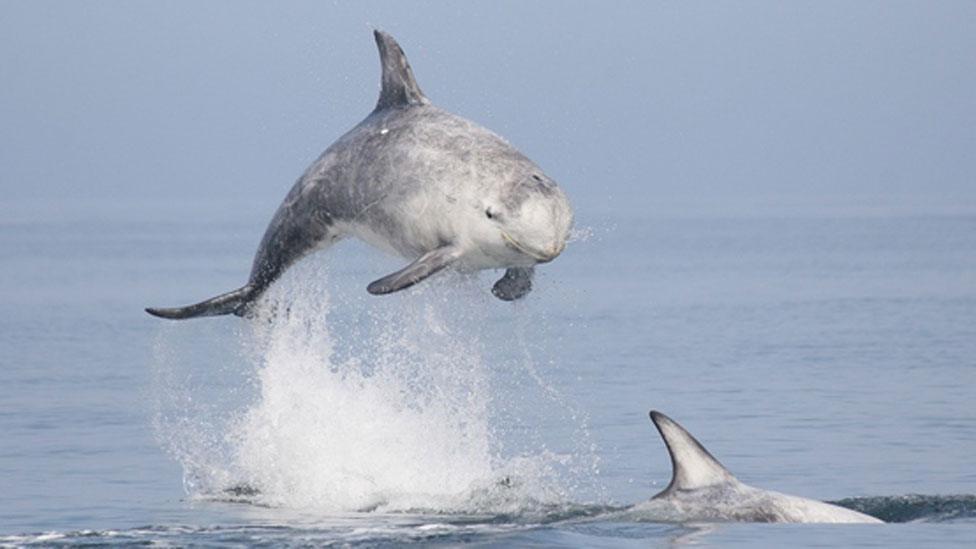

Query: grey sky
[2,1,973,218]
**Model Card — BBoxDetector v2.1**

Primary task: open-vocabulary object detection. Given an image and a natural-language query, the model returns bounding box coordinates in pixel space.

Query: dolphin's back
[641,411,883,524]
[765,491,885,523]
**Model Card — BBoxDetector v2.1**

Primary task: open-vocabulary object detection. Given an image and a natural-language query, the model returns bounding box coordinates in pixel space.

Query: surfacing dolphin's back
[633,410,883,524]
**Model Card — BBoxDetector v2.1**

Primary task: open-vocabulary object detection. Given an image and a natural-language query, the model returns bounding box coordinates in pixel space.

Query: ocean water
[1,198,974,547]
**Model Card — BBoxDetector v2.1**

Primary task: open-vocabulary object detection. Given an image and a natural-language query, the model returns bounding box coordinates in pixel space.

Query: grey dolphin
[630,411,883,523]
[146,31,573,320]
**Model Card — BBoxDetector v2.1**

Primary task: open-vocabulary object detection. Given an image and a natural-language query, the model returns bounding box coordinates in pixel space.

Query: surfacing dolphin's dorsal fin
[373,30,429,111]
[649,411,737,495]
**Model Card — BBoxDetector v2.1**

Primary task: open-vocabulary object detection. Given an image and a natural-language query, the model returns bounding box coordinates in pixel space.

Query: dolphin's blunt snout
[537,242,565,264]
[552,238,567,258]
[502,232,564,263]
[542,230,570,262]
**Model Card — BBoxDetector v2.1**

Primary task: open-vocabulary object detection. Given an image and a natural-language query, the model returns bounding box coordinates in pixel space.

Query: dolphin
[630,411,883,523]
[146,30,573,320]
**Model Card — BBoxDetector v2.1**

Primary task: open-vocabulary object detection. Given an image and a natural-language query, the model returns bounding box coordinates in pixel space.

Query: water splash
[150,260,592,514]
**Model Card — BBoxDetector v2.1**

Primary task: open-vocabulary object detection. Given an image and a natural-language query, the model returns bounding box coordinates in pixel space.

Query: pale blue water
[1,198,975,546]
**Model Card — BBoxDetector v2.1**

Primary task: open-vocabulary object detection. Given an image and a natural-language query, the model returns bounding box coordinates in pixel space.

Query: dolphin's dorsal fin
[373,30,429,111]
[649,411,737,494]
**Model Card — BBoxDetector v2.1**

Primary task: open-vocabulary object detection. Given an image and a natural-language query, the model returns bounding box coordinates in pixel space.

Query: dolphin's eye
[531,174,542,182]
[485,208,495,220]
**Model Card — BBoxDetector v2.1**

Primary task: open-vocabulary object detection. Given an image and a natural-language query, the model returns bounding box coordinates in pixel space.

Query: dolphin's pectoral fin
[367,246,460,295]
[491,267,534,301]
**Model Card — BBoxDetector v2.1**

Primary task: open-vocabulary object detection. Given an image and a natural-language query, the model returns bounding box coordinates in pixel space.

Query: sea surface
[1,198,974,547]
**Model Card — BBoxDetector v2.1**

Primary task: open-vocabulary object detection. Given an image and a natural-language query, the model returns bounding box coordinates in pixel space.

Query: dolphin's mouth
[501,232,563,263]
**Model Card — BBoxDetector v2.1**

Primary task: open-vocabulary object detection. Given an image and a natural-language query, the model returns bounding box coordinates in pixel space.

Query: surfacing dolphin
[630,411,883,523]
[146,30,573,320]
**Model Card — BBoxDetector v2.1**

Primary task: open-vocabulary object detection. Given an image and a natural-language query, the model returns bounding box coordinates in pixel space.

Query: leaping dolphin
[631,411,883,523]
[146,30,573,320]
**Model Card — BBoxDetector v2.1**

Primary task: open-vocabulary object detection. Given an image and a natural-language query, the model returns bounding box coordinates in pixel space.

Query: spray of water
[150,259,597,515]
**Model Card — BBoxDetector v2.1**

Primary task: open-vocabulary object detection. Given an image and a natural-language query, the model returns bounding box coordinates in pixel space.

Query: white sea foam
[151,260,593,514]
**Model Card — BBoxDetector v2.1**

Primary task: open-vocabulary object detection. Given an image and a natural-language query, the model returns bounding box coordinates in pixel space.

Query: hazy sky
[2,1,974,218]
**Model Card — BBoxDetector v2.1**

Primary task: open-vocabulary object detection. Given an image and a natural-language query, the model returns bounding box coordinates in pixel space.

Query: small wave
[206,488,976,526]
[207,474,617,524]
[830,494,976,523]
[0,523,530,547]
[4,494,973,546]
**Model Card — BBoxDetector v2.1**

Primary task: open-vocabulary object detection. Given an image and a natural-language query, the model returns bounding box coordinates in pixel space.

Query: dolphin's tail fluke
[145,285,257,320]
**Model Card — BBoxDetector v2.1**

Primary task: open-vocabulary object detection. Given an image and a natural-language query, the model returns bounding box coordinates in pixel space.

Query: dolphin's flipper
[146,285,256,320]
[649,411,737,495]
[367,246,460,295]
[491,267,534,301]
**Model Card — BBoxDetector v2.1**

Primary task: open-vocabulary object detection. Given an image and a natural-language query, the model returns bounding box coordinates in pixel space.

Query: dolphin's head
[476,171,573,266]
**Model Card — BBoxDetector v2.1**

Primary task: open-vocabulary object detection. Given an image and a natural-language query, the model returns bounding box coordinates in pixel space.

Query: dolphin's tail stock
[145,285,258,320]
